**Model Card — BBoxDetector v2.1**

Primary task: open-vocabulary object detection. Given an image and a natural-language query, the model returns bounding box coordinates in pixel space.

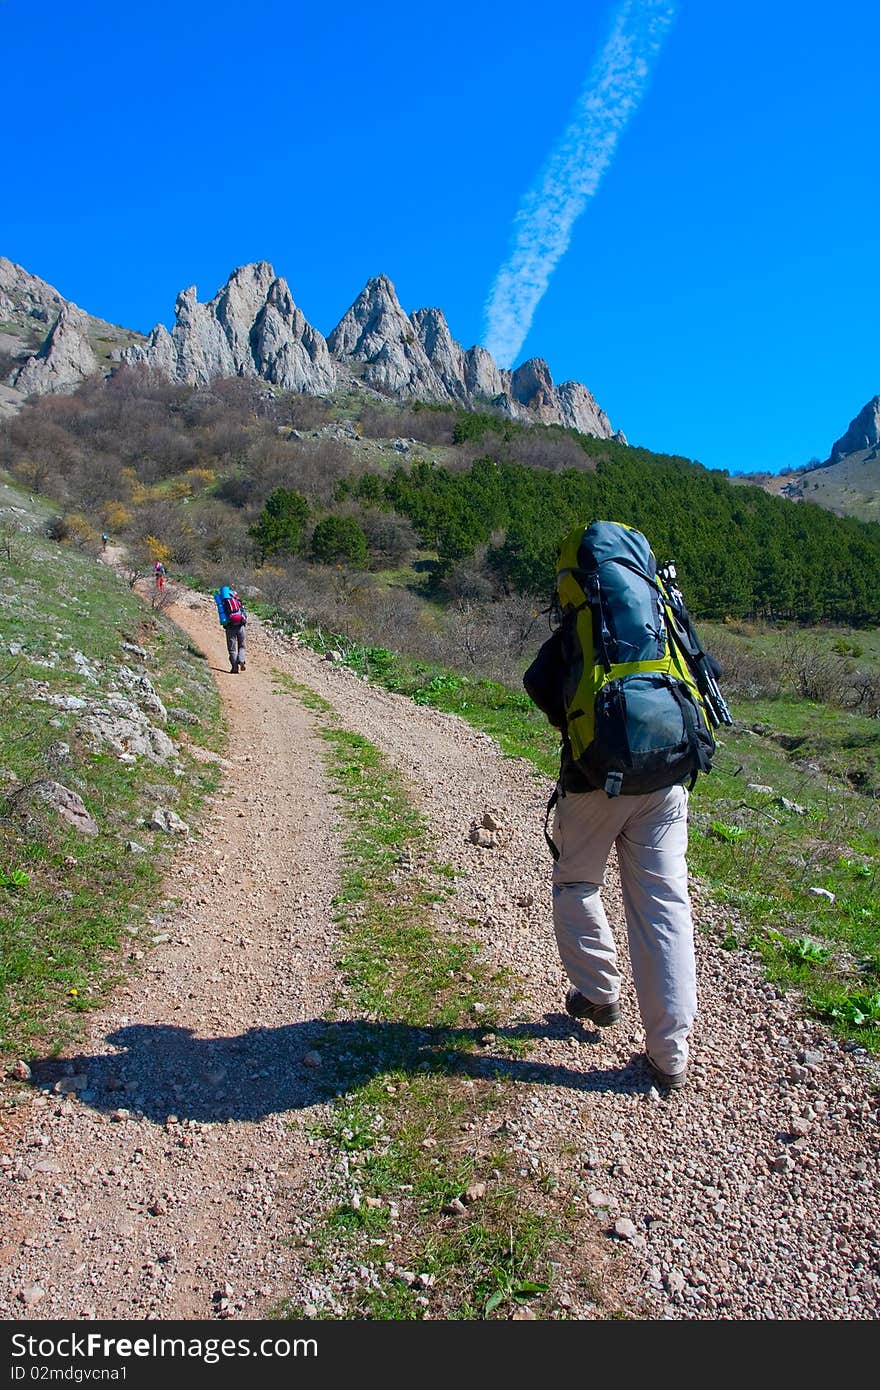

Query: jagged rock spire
[829,396,880,463]
[328,272,617,438]
[122,262,337,393]
[13,304,98,396]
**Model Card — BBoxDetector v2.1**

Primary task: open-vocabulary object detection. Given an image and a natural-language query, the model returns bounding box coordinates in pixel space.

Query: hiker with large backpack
[524,520,731,1092]
[214,584,248,674]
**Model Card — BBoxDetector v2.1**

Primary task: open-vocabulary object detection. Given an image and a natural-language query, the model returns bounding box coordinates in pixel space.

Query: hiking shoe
[645,1054,688,1090]
[239,661,246,671]
[565,987,620,1027]
[230,665,239,674]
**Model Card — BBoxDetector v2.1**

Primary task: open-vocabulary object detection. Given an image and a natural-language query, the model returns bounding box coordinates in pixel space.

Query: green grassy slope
[0,479,221,1060]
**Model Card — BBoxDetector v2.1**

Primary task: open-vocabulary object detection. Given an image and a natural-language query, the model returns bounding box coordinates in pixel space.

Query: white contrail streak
[483,0,677,368]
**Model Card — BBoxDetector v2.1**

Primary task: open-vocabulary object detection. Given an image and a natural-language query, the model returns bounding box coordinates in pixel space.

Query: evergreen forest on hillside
[3,367,880,637]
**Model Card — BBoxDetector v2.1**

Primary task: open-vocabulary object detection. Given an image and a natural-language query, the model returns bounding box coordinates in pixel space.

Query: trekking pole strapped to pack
[657,563,733,727]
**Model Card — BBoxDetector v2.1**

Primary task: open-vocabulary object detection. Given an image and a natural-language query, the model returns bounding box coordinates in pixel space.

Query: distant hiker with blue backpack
[214,584,247,674]
[524,520,731,1093]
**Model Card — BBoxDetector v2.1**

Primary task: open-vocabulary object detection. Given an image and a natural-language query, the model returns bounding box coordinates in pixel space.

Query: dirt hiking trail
[1,583,879,1321]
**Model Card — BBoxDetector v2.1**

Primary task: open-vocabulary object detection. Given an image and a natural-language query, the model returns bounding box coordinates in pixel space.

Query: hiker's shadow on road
[27,1015,651,1124]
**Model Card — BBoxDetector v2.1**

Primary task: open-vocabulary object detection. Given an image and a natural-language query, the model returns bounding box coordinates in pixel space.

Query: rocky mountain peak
[0,255,66,328]
[411,305,455,353]
[1,260,101,399]
[326,273,413,360]
[510,358,555,407]
[122,263,336,393]
[326,273,619,437]
[1,258,141,410]
[12,304,98,396]
[367,273,397,296]
[829,395,880,463]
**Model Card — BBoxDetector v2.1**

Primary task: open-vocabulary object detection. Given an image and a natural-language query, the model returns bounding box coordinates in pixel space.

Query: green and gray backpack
[552,519,721,797]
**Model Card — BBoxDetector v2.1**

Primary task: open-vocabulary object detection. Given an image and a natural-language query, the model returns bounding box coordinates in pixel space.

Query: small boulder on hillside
[148,807,190,835]
[20,780,98,837]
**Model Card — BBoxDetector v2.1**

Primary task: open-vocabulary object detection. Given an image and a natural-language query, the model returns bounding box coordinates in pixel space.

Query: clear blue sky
[4,0,878,475]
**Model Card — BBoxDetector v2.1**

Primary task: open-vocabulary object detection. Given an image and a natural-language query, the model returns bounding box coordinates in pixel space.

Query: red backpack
[224,592,245,625]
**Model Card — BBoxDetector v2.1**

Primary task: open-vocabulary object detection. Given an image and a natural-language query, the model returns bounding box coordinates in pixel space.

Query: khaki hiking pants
[551,782,696,1076]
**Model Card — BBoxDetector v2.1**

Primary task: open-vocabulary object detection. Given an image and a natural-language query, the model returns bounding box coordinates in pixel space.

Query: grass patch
[299,1071,561,1320]
[0,487,222,1061]
[274,679,627,1320]
[684,712,880,1046]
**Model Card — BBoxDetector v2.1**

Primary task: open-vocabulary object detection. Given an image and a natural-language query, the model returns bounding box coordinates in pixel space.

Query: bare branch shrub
[239,563,296,612]
[198,376,276,421]
[701,631,787,701]
[195,422,257,470]
[288,439,359,504]
[66,449,130,509]
[277,393,336,431]
[432,592,546,683]
[0,516,25,561]
[338,504,418,569]
[213,473,255,510]
[243,435,308,501]
[184,496,254,567]
[449,598,491,667]
[778,633,857,705]
[439,557,496,603]
[440,436,510,474]
[0,410,83,496]
[849,670,880,718]
[357,406,405,440]
[149,581,181,615]
[357,404,458,445]
[126,498,186,550]
[341,582,448,665]
[503,430,594,473]
[495,591,544,660]
[50,512,98,550]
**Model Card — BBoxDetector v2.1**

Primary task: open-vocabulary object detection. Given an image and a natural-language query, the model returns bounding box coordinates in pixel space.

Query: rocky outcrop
[557,381,616,439]
[0,257,138,413]
[26,780,99,838]
[122,262,337,393]
[327,273,618,439]
[508,358,558,420]
[327,275,450,400]
[0,256,66,328]
[12,304,99,396]
[829,396,880,463]
[78,698,177,765]
[462,344,505,401]
[411,306,470,403]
